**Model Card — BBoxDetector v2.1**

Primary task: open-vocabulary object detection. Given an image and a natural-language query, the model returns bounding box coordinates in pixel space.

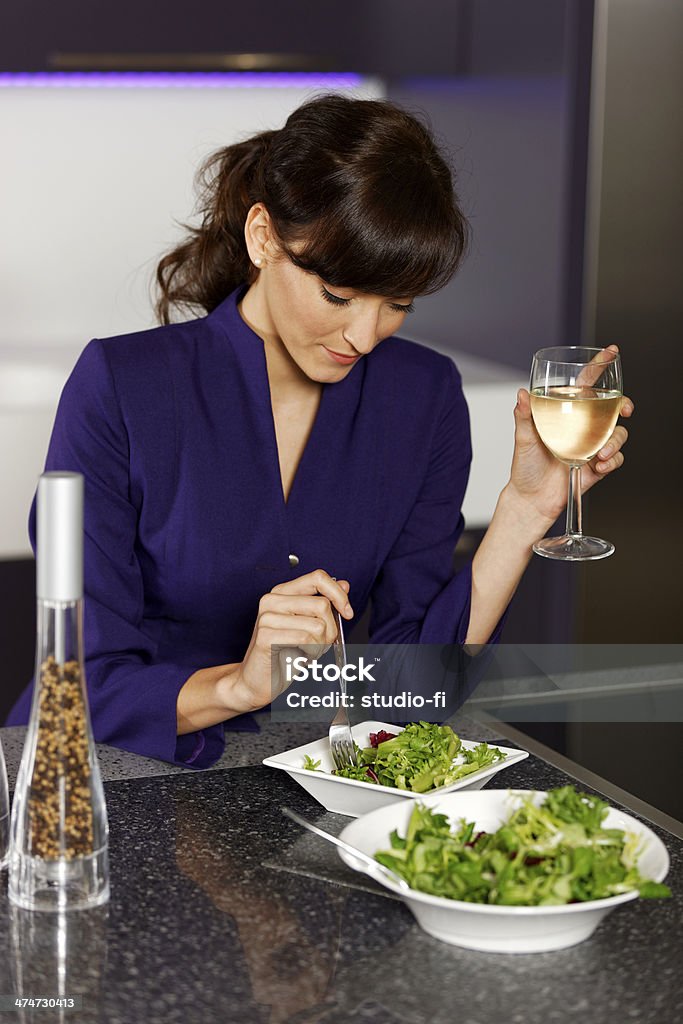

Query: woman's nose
[343,309,380,354]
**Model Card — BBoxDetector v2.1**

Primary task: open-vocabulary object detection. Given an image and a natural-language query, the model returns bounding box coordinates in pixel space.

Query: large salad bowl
[338,789,670,953]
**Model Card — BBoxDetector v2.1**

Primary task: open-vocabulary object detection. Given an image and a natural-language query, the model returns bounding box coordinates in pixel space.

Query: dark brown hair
[155,94,469,324]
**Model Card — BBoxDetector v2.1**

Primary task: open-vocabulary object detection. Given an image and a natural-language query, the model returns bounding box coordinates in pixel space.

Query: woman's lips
[322,346,359,366]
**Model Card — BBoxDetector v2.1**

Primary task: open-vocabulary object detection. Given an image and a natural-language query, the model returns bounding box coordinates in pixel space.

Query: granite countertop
[0,713,681,1024]
[0,712,329,792]
[0,711,511,793]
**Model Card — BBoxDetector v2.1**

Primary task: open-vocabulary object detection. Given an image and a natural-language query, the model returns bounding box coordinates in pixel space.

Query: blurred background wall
[1,0,681,808]
[577,0,683,646]
[563,0,683,814]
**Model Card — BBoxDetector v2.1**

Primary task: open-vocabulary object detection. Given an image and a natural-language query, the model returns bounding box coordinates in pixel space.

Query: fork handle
[332,607,347,677]
[281,806,409,891]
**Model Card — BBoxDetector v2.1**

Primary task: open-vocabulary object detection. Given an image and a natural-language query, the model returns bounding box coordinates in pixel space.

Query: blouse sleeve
[367,359,505,647]
[29,339,225,769]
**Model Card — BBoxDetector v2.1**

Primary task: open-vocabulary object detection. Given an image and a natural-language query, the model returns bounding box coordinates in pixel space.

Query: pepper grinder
[9,472,109,911]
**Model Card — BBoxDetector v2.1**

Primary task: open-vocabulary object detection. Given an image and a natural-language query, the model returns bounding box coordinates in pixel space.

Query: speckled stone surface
[0,726,681,1024]
[0,711,501,793]
[0,716,326,792]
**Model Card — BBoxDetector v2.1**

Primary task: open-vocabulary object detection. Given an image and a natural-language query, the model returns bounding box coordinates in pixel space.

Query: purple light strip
[0,71,363,89]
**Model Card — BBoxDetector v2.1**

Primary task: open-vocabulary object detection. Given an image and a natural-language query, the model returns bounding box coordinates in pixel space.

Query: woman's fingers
[257,611,336,646]
[594,449,625,474]
[270,569,353,618]
[599,424,629,456]
[575,344,620,388]
[594,424,629,473]
[620,395,635,417]
[258,597,338,642]
[514,388,531,418]
[513,389,542,449]
[261,593,336,618]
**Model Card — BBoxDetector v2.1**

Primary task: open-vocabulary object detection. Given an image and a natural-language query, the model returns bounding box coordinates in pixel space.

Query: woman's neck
[238,282,320,405]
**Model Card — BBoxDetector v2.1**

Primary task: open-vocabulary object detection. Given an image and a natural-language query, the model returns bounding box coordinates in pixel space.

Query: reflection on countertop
[8,905,109,1024]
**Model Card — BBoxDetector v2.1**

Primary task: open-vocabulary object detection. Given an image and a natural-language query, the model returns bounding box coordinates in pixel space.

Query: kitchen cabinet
[1,0,572,75]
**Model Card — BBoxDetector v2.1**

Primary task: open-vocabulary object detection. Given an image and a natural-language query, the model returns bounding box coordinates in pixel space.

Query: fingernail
[344,604,353,618]
[600,444,613,458]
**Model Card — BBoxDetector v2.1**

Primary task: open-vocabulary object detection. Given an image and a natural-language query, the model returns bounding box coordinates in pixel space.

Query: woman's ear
[244,203,275,267]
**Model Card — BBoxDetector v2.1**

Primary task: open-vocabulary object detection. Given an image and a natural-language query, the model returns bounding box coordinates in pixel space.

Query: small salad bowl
[263,720,529,817]
[338,789,670,953]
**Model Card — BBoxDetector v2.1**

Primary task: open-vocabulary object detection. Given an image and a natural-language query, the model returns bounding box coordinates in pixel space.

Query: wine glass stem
[565,464,583,537]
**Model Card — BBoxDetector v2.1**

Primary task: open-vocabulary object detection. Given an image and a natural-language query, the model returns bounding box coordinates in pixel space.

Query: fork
[328,606,358,769]
[281,806,410,892]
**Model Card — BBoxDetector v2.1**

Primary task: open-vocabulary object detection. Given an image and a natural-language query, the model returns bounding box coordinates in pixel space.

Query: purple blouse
[7,287,486,767]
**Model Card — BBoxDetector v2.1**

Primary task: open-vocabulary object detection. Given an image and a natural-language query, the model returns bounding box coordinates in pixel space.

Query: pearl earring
[254,257,263,267]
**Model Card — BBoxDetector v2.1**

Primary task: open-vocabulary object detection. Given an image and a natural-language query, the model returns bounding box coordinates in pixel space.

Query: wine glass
[529,346,623,560]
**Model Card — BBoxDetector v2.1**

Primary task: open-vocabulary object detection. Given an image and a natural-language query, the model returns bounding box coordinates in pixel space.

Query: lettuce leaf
[374,787,672,906]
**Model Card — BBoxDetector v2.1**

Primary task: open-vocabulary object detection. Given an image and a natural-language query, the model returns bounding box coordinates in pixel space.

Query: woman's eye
[320,286,350,307]
[320,285,414,314]
[389,301,415,314]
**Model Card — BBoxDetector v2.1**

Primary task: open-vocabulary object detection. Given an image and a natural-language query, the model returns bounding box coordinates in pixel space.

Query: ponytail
[155,131,275,324]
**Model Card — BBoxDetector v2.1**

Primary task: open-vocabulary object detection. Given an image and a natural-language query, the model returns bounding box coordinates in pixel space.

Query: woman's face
[262,256,415,382]
[243,207,415,384]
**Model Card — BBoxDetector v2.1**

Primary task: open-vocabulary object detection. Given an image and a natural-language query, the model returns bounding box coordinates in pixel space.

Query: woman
[7,95,632,766]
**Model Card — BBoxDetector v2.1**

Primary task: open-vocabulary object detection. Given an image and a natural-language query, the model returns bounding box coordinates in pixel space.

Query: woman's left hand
[505,383,634,526]
[468,351,633,645]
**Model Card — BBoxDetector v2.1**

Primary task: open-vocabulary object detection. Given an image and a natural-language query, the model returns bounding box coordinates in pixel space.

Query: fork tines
[329,728,358,770]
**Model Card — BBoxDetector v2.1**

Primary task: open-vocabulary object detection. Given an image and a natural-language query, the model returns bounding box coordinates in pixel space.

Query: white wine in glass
[529,347,623,560]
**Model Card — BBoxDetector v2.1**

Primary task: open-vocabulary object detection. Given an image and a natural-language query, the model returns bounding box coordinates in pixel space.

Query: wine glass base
[533,534,615,562]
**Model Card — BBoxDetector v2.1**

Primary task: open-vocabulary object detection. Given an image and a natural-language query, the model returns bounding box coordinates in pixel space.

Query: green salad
[303,721,505,793]
[374,786,671,906]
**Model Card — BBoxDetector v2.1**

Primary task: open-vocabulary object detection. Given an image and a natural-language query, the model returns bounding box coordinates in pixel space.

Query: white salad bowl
[263,720,529,817]
[338,789,670,953]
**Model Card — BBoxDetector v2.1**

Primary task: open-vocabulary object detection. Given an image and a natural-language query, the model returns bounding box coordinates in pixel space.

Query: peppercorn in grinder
[9,472,109,910]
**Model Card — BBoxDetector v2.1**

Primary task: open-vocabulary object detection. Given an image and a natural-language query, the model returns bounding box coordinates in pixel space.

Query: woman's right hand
[228,570,353,713]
